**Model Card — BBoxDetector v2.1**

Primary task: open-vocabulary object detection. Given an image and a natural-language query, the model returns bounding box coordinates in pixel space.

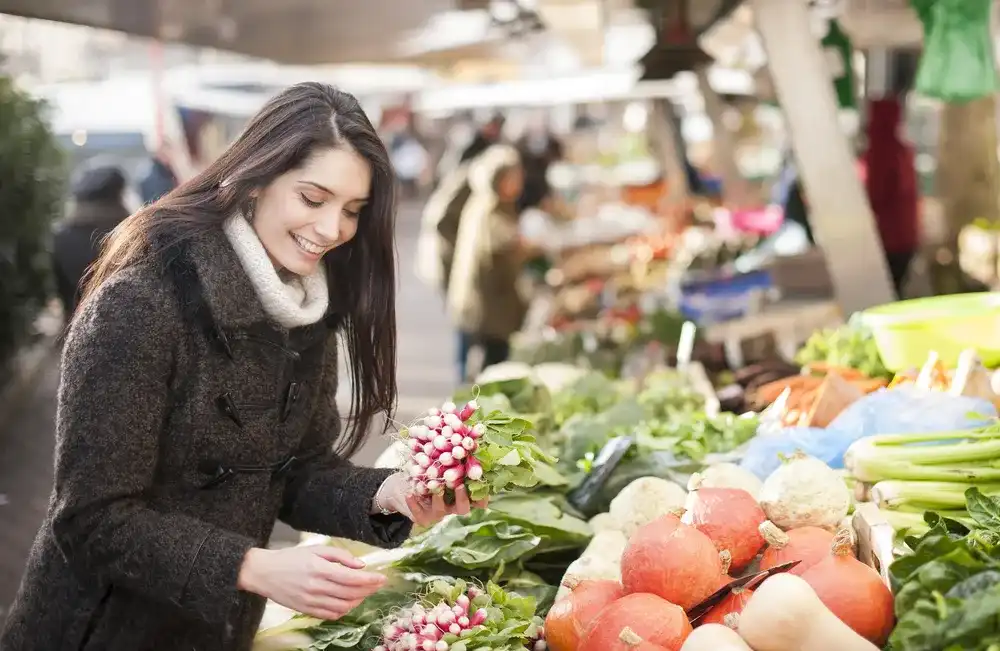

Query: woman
[52,160,132,320]
[863,96,919,297]
[2,83,480,651]
[447,145,531,382]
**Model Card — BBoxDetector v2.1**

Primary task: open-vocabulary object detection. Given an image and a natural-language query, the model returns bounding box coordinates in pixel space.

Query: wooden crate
[852,502,896,588]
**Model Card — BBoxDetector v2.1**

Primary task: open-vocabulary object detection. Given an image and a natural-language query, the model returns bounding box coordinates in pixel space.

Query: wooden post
[649,98,690,207]
[751,0,895,313]
[696,66,752,207]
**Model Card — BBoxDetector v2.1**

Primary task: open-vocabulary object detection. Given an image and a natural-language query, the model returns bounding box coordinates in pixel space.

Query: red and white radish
[757,520,834,576]
[401,400,481,496]
[373,585,504,651]
[581,593,692,651]
[800,529,895,645]
[620,514,723,610]
[681,487,766,572]
[545,578,624,651]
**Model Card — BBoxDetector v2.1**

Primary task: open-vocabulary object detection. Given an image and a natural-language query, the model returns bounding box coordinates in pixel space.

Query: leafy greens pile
[889,488,1000,650]
[795,321,892,380]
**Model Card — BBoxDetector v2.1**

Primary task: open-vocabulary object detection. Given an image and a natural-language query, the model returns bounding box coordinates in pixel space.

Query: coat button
[281,382,300,422]
[215,393,243,428]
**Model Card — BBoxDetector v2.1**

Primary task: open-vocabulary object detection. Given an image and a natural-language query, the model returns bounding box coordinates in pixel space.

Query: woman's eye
[344,209,361,219]
[300,193,324,208]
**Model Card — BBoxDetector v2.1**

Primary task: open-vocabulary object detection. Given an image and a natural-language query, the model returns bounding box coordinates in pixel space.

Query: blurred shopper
[515,130,567,216]
[52,160,131,321]
[2,83,474,651]
[416,116,504,293]
[415,159,474,292]
[137,147,179,204]
[390,129,429,199]
[772,154,815,245]
[447,145,531,382]
[459,113,506,164]
[863,97,919,297]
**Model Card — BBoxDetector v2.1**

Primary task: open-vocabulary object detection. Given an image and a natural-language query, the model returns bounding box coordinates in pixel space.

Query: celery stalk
[845,429,1000,483]
[872,481,1000,510]
[879,509,975,535]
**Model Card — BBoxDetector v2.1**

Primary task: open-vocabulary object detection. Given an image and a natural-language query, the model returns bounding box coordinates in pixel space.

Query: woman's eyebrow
[300,180,368,203]
[300,180,334,195]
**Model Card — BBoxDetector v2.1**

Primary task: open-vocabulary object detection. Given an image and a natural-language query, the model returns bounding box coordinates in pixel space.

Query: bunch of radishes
[403,400,485,496]
[373,584,548,651]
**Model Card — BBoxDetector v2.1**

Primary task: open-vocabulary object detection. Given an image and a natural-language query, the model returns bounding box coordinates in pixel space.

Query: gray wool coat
[1,228,412,651]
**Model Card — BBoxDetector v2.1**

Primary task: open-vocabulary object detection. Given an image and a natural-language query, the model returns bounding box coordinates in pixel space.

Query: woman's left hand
[379,473,488,527]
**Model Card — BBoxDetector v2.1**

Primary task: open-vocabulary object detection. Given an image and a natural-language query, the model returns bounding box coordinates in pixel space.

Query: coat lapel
[159,228,335,354]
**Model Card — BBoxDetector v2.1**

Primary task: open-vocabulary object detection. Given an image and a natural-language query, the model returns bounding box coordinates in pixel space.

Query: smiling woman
[248,150,369,276]
[0,83,484,651]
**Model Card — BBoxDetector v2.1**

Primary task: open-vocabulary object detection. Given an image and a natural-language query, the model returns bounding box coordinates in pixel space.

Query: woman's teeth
[292,233,325,255]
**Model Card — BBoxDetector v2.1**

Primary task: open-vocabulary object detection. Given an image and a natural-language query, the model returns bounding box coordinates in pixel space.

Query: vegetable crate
[703,299,844,368]
[851,502,895,588]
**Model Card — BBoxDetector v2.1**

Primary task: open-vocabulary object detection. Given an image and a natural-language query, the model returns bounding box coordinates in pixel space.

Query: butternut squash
[679,624,752,650]
[736,574,879,651]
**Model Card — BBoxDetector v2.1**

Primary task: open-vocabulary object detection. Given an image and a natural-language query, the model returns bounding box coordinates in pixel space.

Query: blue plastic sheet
[739,387,998,480]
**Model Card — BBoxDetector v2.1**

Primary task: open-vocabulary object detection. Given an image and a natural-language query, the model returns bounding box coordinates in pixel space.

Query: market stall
[254,271,1000,650]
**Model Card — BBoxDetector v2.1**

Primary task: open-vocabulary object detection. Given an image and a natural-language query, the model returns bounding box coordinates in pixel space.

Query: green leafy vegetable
[396,500,591,579]
[549,371,629,428]
[795,321,892,380]
[464,409,559,502]
[888,489,1000,650]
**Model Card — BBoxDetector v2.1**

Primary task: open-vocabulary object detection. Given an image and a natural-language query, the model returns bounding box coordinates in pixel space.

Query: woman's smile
[291,232,328,257]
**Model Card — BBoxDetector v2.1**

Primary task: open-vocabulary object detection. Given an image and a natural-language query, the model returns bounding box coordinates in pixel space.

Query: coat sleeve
[279,338,413,547]
[50,272,256,623]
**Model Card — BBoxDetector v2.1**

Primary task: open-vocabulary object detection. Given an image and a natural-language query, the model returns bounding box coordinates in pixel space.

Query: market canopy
[0,0,737,69]
[0,0,471,64]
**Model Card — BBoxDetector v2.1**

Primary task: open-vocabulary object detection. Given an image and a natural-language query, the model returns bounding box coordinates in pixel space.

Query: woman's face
[252,146,371,276]
[497,165,524,203]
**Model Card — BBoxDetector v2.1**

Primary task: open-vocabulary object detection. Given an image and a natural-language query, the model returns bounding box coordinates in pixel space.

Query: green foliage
[0,71,66,370]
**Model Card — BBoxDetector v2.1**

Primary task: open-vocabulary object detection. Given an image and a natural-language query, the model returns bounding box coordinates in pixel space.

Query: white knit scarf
[222,214,329,328]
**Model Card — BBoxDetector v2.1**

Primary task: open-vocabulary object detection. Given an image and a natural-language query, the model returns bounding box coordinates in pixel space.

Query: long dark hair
[84,82,398,457]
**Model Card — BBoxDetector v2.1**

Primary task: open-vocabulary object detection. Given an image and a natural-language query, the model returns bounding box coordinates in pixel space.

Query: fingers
[309,546,366,569]
[404,487,487,526]
[316,562,386,588]
[309,575,383,601]
[301,595,364,621]
[405,494,429,526]
[430,490,450,522]
[452,485,472,516]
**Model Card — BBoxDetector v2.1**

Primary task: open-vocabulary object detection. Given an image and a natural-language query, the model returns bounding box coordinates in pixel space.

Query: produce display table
[702,299,843,367]
[851,503,895,587]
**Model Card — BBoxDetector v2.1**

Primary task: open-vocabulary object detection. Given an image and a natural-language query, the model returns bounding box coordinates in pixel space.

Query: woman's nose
[314,210,341,243]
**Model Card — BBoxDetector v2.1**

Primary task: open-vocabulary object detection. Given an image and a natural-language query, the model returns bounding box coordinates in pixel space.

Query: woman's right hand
[238,546,386,620]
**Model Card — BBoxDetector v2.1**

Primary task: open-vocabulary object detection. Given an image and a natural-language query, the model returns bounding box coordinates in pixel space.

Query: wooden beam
[696,66,751,207]
[751,0,895,312]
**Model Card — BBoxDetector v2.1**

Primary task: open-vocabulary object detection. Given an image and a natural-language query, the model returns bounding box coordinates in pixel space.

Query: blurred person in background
[52,160,132,322]
[515,130,567,217]
[137,145,180,204]
[390,126,429,200]
[415,114,507,294]
[2,82,478,651]
[414,158,473,293]
[862,96,919,297]
[446,145,532,382]
[459,113,506,164]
